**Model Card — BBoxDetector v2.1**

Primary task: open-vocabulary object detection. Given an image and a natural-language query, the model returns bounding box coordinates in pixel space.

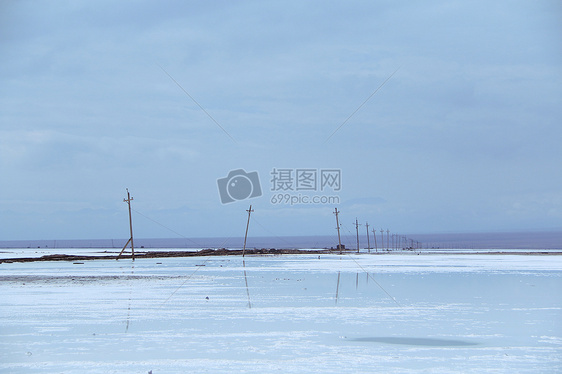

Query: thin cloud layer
[1,1,560,239]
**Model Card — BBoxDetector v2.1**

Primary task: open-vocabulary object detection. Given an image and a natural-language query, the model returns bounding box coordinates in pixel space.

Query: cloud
[1,1,561,239]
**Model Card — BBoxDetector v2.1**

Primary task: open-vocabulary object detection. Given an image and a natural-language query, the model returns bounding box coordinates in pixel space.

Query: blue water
[1,231,561,250]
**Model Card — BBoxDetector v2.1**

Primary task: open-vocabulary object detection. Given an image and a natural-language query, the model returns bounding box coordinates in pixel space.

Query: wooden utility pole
[372,228,378,252]
[386,229,390,251]
[334,208,342,254]
[380,229,384,251]
[354,218,361,253]
[242,205,253,258]
[365,222,370,253]
[117,188,134,261]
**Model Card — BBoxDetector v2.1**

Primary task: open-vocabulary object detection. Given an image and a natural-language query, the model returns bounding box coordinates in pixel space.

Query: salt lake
[1,252,561,373]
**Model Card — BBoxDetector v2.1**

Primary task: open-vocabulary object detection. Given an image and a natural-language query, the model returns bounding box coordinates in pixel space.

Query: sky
[1,0,561,241]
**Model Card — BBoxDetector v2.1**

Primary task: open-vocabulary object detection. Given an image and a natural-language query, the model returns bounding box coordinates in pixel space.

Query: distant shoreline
[0,248,325,263]
[2,248,561,264]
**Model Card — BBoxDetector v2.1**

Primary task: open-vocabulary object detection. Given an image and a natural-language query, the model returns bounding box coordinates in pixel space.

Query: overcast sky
[1,1,561,241]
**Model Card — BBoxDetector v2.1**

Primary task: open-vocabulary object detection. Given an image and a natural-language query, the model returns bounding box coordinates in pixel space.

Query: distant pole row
[332,208,422,253]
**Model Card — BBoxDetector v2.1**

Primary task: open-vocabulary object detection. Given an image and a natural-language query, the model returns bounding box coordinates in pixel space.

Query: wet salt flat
[1,253,561,373]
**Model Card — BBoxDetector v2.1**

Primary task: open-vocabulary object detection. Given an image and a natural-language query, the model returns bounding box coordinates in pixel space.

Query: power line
[130,207,207,248]
[324,65,402,143]
[157,64,237,143]
[342,252,402,307]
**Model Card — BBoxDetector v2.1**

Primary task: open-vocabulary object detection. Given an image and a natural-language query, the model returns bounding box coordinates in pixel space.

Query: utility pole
[365,222,370,253]
[354,218,361,253]
[372,228,378,252]
[380,229,385,251]
[117,188,134,261]
[386,229,390,251]
[242,205,253,257]
[334,208,342,254]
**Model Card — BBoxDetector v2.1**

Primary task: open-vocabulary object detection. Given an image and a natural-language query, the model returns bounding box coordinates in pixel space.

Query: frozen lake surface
[1,252,561,373]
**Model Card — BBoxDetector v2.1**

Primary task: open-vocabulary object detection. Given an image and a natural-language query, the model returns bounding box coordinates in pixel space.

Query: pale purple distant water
[1,231,561,250]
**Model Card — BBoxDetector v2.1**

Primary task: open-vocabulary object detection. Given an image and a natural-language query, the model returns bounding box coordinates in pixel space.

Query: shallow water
[1,253,561,373]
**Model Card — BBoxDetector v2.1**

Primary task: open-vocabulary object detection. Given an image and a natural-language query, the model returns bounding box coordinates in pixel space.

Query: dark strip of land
[0,248,330,263]
[1,248,561,264]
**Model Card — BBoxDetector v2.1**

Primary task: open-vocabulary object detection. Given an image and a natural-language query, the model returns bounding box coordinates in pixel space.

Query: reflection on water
[351,337,478,347]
